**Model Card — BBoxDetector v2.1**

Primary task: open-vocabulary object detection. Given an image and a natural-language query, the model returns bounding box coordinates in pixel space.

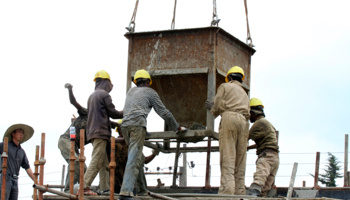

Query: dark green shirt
[249,117,279,155]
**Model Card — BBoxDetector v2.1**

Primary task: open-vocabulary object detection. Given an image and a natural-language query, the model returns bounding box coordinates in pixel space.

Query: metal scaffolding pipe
[60,165,65,192]
[78,129,85,200]
[1,137,8,200]
[33,184,77,199]
[109,137,116,200]
[314,152,320,188]
[172,142,181,187]
[69,138,76,198]
[204,137,211,189]
[344,134,348,186]
[148,192,179,200]
[33,145,40,200]
[39,133,46,200]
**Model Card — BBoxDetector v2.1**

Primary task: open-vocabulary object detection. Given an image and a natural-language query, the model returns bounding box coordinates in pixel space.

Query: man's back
[249,117,279,155]
[211,80,250,119]
[122,87,179,132]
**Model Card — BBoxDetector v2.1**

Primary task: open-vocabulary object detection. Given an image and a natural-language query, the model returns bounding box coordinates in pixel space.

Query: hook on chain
[126,21,135,33]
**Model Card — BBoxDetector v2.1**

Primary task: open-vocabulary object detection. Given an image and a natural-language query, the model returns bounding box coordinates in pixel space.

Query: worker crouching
[206,66,250,195]
[247,98,279,197]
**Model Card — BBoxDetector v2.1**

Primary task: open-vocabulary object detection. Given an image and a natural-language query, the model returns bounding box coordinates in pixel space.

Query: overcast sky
[1,1,350,199]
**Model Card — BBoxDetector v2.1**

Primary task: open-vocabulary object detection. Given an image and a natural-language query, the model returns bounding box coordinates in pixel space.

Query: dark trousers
[0,175,19,200]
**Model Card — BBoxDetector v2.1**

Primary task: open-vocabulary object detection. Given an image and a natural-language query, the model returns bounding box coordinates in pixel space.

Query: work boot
[118,195,133,200]
[248,188,261,196]
[248,183,261,196]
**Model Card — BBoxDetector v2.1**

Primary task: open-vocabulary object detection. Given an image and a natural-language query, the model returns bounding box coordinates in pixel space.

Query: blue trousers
[119,126,148,197]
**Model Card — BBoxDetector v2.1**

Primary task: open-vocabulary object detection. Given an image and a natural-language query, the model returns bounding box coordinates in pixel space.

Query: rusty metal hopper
[125,27,255,129]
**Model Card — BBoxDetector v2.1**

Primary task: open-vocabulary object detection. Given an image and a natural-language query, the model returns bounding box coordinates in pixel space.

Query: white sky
[1,1,350,199]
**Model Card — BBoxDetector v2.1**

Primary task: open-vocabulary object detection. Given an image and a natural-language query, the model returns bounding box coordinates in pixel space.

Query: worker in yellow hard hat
[118,69,187,200]
[206,66,250,195]
[247,98,279,197]
[79,70,123,196]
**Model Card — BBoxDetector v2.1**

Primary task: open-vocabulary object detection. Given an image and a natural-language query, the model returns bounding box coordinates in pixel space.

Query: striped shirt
[121,87,179,132]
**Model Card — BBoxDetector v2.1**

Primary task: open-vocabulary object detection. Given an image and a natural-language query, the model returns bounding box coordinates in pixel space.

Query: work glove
[205,100,214,110]
[152,149,160,156]
[64,83,73,90]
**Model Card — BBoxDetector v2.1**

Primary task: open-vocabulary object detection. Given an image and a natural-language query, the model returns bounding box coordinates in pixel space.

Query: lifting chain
[171,0,177,29]
[244,0,254,47]
[126,0,139,33]
[211,0,220,26]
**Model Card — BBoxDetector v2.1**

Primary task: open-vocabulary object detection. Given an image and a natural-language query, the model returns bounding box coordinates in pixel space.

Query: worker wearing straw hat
[0,124,35,200]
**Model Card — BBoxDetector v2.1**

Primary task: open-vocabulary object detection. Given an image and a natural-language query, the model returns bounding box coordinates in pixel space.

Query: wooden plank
[287,162,298,200]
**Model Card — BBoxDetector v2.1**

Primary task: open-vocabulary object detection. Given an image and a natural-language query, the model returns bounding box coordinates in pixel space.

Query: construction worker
[118,69,187,200]
[247,98,279,197]
[60,83,120,193]
[113,119,159,194]
[81,70,123,196]
[205,66,250,195]
[0,124,35,200]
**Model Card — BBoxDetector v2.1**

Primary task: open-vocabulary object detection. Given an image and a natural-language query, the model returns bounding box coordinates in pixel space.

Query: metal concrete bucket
[125,27,255,129]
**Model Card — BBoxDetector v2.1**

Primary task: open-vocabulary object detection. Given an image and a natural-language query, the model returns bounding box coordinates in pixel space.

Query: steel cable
[126,0,139,32]
[171,0,177,29]
[244,0,254,47]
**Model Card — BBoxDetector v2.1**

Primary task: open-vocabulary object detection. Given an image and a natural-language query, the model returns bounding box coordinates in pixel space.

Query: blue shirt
[0,141,30,176]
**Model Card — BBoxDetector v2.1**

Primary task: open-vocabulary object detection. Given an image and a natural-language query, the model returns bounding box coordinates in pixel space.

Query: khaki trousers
[218,112,248,195]
[58,137,87,192]
[251,150,279,196]
[84,139,110,191]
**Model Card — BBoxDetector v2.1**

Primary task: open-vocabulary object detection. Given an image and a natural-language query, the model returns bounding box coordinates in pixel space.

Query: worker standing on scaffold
[247,98,279,197]
[206,66,250,195]
[118,69,187,200]
[0,124,35,200]
[79,70,123,196]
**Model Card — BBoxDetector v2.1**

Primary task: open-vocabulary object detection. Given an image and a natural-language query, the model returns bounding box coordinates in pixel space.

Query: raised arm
[64,83,83,111]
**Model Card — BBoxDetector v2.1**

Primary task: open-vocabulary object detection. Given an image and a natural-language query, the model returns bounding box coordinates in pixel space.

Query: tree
[310,152,343,187]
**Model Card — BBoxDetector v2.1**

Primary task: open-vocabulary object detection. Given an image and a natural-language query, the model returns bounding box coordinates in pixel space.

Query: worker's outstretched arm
[64,83,83,111]
[26,168,35,182]
[144,149,159,164]
[103,96,123,119]
[247,144,257,151]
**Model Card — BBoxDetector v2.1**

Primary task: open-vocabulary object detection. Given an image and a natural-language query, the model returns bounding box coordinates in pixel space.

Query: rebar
[1,137,8,200]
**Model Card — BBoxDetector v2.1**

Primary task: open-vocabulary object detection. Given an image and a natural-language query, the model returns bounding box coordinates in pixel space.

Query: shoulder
[251,118,269,131]
[93,90,110,99]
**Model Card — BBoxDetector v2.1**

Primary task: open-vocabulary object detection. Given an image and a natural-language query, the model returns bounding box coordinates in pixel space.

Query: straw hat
[3,124,34,144]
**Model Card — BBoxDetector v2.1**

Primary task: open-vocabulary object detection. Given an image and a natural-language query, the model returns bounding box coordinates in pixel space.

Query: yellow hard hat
[225,66,245,83]
[134,69,152,85]
[94,70,111,82]
[250,98,264,108]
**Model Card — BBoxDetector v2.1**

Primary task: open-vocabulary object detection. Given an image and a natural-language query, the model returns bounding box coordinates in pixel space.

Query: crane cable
[171,0,177,29]
[126,0,139,33]
[211,0,220,26]
[244,0,254,47]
